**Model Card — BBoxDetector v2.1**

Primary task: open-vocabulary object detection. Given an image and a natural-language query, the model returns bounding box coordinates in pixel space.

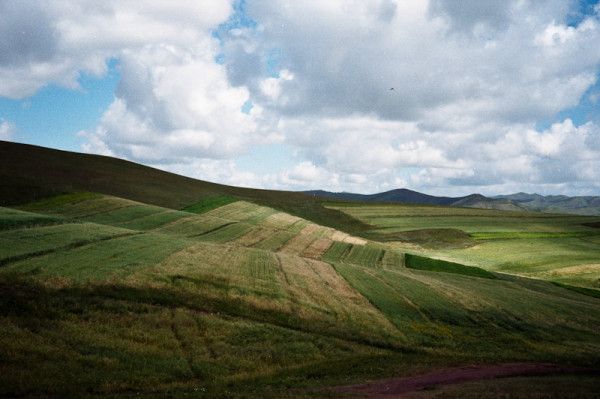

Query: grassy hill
[1,142,599,398]
[0,141,368,235]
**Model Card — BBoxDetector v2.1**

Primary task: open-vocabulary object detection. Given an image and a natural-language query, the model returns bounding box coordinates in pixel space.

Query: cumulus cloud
[83,44,261,163]
[1,1,600,195]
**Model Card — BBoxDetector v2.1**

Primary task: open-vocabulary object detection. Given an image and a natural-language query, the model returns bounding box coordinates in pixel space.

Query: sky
[1,1,600,196]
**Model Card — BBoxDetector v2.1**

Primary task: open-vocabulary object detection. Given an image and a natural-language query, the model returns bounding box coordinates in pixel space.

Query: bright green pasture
[0,206,63,230]
[321,241,405,270]
[410,236,600,289]
[17,193,192,231]
[1,232,191,282]
[182,195,237,214]
[329,203,600,233]
[204,201,278,225]
[0,222,132,263]
[331,203,600,289]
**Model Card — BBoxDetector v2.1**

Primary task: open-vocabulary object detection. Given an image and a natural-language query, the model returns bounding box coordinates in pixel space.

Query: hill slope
[0,141,368,234]
[1,141,600,398]
[1,192,599,398]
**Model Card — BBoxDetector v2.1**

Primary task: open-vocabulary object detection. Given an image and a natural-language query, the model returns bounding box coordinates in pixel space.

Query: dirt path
[332,363,597,398]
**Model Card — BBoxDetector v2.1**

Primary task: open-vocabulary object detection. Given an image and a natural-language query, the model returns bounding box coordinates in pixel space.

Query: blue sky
[1,1,600,195]
[0,0,299,177]
[0,59,119,151]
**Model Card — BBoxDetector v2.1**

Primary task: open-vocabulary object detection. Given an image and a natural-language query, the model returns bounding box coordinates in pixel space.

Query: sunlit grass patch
[344,244,385,268]
[20,194,137,219]
[2,232,191,282]
[17,192,102,212]
[405,253,496,279]
[119,210,192,230]
[199,223,254,243]
[0,206,63,230]
[182,195,237,215]
[321,241,353,263]
[0,222,132,264]
[155,214,231,237]
[472,231,599,240]
[252,231,295,251]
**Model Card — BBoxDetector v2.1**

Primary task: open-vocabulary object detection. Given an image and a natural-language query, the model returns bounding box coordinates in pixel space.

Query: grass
[0,222,132,264]
[198,223,254,243]
[344,244,385,268]
[0,206,63,230]
[331,202,600,289]
[0,141,370,235]
[0,196,598,397]
[182,195,237,214]
[551,282,600,299]
[2,232,191,282]
[321,241,352,263]
[334,262,600,354]
[0,276,402,399]
[404,374,600,398]
[404,253,496,279]
[471,231,599,239]
[1,142,600,397]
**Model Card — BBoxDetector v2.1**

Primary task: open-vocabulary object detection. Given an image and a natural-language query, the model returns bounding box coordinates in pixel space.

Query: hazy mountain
[495,193,600,215]
[309,189,600,215]
[305,188,460,205]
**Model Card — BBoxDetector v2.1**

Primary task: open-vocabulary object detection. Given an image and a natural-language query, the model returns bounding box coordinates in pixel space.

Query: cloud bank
[1,0,600,195]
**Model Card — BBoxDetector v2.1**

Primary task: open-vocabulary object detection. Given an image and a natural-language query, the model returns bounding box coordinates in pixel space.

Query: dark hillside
[0,141,369,234]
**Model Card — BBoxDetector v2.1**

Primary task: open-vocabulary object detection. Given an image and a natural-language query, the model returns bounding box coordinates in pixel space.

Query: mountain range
[306,188,600,216]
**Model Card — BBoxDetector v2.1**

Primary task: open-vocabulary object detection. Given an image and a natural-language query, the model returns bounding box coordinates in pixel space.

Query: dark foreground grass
[2,272,598,399]
[0,275,449,399]
[405,253,496,279]
[404,374,600,399]
[551,281,600,299]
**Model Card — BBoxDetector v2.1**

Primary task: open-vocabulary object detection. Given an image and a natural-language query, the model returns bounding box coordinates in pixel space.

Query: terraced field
[329,203,600,290]
[1,193,599,398]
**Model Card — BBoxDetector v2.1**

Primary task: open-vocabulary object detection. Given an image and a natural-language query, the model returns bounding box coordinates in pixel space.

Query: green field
[329,203,600,289]
[0,192,598,398]
[1,143,599,398]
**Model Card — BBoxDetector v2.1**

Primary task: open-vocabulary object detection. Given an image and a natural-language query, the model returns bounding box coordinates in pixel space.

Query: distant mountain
[307,189,600,215]
[495,193,600,215]
[305,188,460,205]
[451,194,524,211]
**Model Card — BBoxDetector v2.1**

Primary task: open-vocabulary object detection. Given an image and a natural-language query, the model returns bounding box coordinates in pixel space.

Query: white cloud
[0,120,15,140]
[0,1,232,98]
[84,44,261,162]
[2,1,600,195]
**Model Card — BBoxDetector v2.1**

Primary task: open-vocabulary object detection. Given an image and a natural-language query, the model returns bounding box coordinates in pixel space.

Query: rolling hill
[1,141,599,398]
[0,141,368,235]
